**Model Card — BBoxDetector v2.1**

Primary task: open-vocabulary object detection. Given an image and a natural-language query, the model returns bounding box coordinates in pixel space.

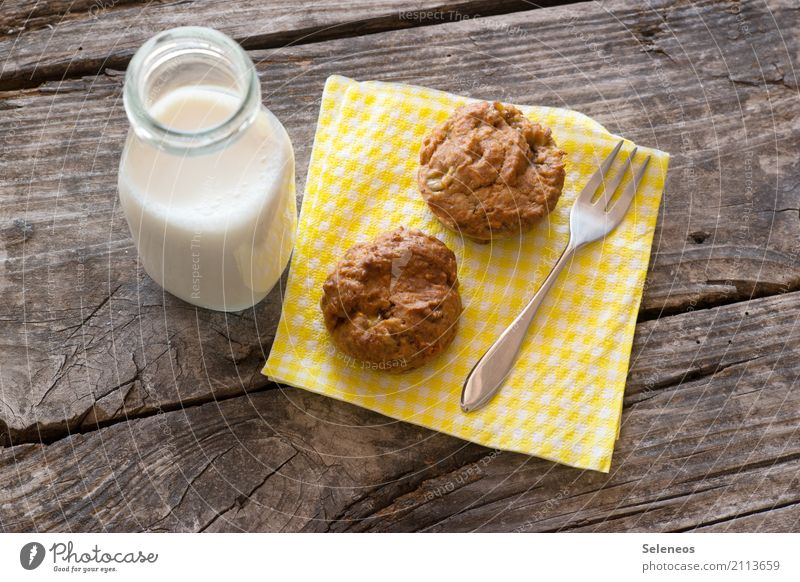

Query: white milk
[118,86,296,311]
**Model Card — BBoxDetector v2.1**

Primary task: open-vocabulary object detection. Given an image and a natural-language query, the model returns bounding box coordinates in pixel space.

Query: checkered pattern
[263,75,669,472]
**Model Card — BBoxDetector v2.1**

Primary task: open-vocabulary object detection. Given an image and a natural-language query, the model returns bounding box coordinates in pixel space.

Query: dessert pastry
[320,227,461,372]
[418,101,566,241]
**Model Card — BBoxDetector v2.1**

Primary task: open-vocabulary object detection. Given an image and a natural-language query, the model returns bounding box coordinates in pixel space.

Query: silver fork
[460,140,652,412]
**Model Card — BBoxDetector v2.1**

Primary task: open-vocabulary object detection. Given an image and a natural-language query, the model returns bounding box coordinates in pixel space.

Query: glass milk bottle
[119,27,296,312]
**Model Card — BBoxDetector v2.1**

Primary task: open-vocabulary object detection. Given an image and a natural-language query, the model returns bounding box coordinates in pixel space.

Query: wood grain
[1,0,797,444]
[0,288,797,532]
[0,0,798,532]
[0,0,539,90]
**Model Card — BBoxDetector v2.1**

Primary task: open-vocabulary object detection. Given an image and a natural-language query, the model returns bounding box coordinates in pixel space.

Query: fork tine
[595,147,637,209]
[607,155,652,222]
[576,140,624,204]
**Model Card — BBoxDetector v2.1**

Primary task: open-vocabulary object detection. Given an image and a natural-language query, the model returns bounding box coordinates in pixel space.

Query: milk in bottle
[118,27,295,311]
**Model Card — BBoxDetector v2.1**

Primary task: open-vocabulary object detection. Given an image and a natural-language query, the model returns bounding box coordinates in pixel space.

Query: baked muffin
[320,227,461,372]
[418,101,566,241]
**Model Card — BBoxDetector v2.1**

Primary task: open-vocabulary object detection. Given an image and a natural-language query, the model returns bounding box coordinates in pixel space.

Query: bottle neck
[123,27,260,155]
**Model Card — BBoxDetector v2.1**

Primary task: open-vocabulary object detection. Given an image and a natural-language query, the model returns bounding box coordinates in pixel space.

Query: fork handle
[460,242,578,412]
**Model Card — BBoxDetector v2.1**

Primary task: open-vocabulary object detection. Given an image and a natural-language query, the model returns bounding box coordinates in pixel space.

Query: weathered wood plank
[2,0,799,445]
[0,288,797,532]
[0,0,537,90]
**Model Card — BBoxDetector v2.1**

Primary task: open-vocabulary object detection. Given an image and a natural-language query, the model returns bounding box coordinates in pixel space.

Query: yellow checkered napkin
[263,75,669,472]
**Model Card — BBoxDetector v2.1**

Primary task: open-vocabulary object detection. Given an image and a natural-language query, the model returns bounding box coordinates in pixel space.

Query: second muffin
[418,101,566,242]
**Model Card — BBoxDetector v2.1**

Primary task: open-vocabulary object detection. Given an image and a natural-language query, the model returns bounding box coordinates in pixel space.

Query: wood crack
[0,0,574,91]
[638,279,800,322]
[340,449,499,532]
[59,284,122,339]
[0,0,146,37]
[547,483,729,532]
[673,498,800,532]
[197,450,299,533]
[147,443,237,530]
[5,378,283,447]
[627,353,771,404]
[324,464,444,532]
[675,451,800,486]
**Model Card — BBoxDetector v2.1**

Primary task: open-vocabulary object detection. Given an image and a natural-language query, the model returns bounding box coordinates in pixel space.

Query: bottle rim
[123,26,260,154]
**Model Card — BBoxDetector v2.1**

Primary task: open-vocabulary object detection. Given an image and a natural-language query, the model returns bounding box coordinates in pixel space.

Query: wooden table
[1,0,798,533]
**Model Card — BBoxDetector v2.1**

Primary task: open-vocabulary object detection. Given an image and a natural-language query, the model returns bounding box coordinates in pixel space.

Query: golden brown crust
[418,101,566,241]
[320,227,462,372]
